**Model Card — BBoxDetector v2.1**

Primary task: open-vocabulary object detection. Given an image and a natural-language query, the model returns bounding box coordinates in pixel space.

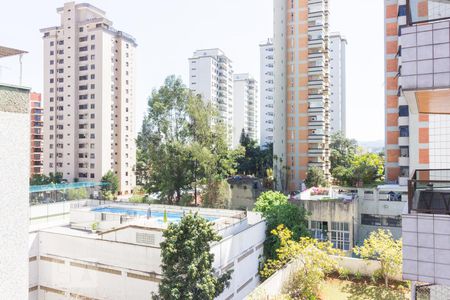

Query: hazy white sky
[0,0,384,142]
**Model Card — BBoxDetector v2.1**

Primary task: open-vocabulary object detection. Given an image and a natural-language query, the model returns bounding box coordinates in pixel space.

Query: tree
[263,203,310,259]
[350,153,384,186]
[254,191,309,259]
[254,191,288,214]
[330,132,358,172]
[329,132,384,187]
[260,225,342,299]
[155,214,232,300]
[235,130,273,178]
[202,180,231,209]
[353,229,402,286]
[137,76,239,204]
[101,171,119,199]
[30,174,51,186]
[305,166,327,188]
[66,188,88,200]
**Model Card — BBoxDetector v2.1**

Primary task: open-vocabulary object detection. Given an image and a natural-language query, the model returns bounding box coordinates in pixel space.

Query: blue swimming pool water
[91,206,218,222]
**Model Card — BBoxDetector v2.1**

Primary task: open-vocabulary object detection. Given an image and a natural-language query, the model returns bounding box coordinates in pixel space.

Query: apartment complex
[259,39,275,147]
[40,2,136,195]
[273,0,331,192]
[189,49,234,147]
[232,73,259,147]
[0,46,30,299]
[329,33,347,135]
[30,92,44,176]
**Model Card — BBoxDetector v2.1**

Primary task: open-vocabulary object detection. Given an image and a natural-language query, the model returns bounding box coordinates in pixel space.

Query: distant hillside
[357,140,384,153]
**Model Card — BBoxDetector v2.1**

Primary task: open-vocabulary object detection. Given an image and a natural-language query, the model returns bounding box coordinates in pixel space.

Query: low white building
[29,203,266,300]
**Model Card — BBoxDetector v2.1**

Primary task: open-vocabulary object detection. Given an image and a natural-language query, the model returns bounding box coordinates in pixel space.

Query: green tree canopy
[101,170,119,195]
[305,166,327,188]
[137,76,240,204]
[235,130,273,178]
[254,191,309,259]
[155,214,232,300]
[329,132,384,186]
[254,191,288,214]
[354,229,402,286]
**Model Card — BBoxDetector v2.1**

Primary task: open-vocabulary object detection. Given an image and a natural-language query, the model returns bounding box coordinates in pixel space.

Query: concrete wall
[246,256,401,299]
[229,180,264,210]
[0,84,30,299]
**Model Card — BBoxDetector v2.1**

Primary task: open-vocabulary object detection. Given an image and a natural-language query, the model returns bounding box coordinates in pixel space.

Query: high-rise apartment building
[329,33,347,135]
[40,2,136,195]
[259,39,275,147]
[30,92,44,176]
[385,0,450,185]
[189,49,234,147]
[232,73,259,147]
[273,0,331,192]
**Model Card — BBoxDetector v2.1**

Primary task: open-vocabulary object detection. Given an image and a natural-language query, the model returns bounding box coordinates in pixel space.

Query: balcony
[403,169,450,284]
[400,20,450,114]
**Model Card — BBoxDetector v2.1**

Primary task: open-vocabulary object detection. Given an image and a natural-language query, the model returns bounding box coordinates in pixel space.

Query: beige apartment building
[41,2,136,195]
[30,92,44,176]
[273,0,331,192]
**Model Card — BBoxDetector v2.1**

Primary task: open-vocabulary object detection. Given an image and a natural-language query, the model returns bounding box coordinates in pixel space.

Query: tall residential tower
[273,0,331,191]
[41,2,137,195]
[30,92,44,176]
[329,33,347,135]
[259,39,275,147]
[189,49,234,147]
[232,73,259,148]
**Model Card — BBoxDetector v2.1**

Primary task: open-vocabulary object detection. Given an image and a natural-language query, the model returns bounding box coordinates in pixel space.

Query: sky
[0,0,384,143]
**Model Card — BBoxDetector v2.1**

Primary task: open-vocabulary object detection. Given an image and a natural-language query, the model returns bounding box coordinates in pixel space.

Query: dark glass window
[399,105,409,117]
[398,5,407,16]
[400,126,409,137]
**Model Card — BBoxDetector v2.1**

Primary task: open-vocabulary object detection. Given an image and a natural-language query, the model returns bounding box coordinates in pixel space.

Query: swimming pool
[91,206,218,223]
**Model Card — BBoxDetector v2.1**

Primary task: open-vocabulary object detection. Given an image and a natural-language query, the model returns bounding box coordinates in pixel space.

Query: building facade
[40,2,136,195]
[29,204,266,300]
[30,92,44,176]
[329,33,347,135]
[259,39,275,147]
[232,73,259,147]
[189,49,234,147]
[273,0,331,192]
[385,0,450,186]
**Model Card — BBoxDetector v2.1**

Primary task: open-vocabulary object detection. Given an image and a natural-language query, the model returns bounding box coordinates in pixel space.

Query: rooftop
[0,46,27,59]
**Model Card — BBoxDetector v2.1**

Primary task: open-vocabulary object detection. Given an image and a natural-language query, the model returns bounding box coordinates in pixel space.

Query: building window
[330,222,350,251]
[91,35,95,40]
[399,126,409,137]
[361,214,401,228]
[50,41,54,46]
[400,146,409,158]
[310,221,328,241]
[398,5,407,17]
[399,105,409,117]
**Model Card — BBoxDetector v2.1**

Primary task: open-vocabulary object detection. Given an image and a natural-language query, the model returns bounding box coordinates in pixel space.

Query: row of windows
[361,214,402,227]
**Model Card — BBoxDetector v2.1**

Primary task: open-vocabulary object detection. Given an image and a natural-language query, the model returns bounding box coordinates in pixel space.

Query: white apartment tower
[259,39,275,147]
[273,0,331,192]
[41,2,136,195]
[232,73,259,148]
[189,49,234,147]
[329,33,347,135]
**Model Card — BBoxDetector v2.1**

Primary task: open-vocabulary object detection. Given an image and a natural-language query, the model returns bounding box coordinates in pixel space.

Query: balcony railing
[408,169,450,214]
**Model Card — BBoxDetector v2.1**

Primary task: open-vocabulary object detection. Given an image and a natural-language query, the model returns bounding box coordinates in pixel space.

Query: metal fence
[416,283,450,300]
